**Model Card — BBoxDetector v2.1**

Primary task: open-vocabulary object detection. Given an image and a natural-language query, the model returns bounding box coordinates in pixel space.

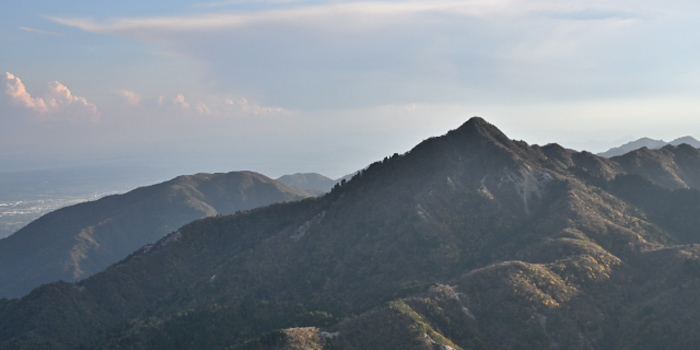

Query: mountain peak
[452,117,509,142]
[445,117,520,156]
[670,136,700,148]
[458,116,495,132]
[463,116,489,126]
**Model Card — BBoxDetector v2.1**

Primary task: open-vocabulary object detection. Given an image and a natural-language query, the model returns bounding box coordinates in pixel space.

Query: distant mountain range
[0,170,341,240]
[3,118,700,349]
[0,166,167,239]
[0,171,311,299]
[276,172,361,194]
[598,136,700,158]
[276,173,337,194]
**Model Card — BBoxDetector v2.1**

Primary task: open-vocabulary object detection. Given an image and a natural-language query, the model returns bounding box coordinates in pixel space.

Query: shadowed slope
[2,118,700,349]
[0,171,311,299]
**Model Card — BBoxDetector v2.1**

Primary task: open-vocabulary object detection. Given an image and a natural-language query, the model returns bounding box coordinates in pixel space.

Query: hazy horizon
[4,0,700,179]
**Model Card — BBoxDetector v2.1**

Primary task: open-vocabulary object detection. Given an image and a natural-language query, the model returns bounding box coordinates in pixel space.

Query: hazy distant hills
[598,136,700,158]
[276,172,360,194]
[4,118,700,349]
[276,173,337,194]
[0,166,167,239]
[0,171,311,299]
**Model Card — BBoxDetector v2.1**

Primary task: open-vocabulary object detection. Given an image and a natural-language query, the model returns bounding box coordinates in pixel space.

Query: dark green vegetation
[0,171,311,298]
[3,117,700,349]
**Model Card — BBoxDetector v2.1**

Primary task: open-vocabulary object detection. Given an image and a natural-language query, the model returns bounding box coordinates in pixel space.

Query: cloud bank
[48,0,694,110]
[6,0,700,177]
[3,72,99,122]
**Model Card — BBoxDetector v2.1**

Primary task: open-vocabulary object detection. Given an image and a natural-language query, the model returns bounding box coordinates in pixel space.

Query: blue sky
[3,0,700,178]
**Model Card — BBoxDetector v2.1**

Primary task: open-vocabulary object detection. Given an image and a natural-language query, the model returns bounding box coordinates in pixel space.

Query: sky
[3,0,700,179]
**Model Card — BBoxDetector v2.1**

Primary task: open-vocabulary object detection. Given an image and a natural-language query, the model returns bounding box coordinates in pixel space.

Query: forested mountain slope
[2,118,700,349]
[0,171,311,299]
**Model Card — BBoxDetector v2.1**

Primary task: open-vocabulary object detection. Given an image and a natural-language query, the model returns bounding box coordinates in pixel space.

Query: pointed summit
[438,116,521,159]
[406,117,518,164]
[454,117,512,145]
[458,116,499,134]
[463,116,490,127]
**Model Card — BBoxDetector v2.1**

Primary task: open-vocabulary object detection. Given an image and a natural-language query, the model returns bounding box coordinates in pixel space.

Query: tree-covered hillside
[2,118,700,349]
[0,171,311,299]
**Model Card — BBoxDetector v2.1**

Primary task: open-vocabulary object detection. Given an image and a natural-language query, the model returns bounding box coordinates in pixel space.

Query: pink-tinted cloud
[4,72,48,112]
[117,90,142,106]
[172,94,190,109]
[4,72,99,122]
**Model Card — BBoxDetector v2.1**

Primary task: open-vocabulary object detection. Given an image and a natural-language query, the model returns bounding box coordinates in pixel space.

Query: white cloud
[49,1,652,36]
[3,72,99,122]
[50,2,481,34]
[47,0,700,111]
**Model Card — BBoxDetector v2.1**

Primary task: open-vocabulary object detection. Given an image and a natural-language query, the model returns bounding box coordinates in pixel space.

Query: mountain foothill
[2,117,700,349]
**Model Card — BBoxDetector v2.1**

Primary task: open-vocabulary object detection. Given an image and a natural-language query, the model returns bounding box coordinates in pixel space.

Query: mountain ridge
[598,136,700,158]
[2,117,700,349]
[0,171,312,299]
[276,173,336,194]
